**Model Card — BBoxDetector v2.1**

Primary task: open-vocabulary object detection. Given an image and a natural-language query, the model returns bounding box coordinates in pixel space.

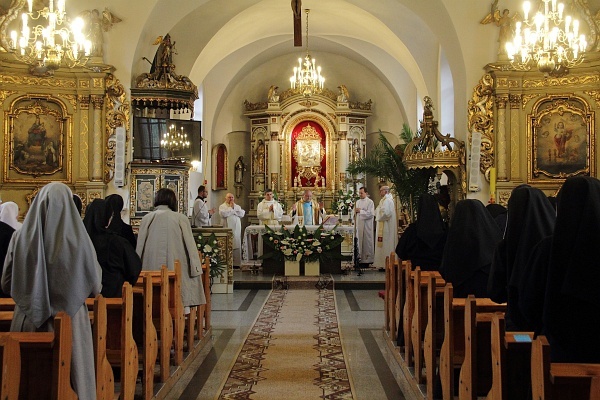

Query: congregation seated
[487,184,555,331]
[84,198,142,298]
[1,182,101,400]
[105,193,137,248]
[395,193,447,271]
[525,176,600,363]
[439,199,501,298]
[136,188,206,312]
[485,203,507,231]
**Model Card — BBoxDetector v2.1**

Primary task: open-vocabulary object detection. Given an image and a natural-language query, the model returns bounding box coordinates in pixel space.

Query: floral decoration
[259,223,347,262]
[332,189,358,215]
[195,232,226,280]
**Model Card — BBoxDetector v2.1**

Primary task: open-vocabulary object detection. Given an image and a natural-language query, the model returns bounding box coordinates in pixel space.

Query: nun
[487,185,555,331]
[1,182,102,400]
[485,203,508,231]
[84,199,142,298]
[105,193,137,248]
[0,201,22,231]
[440,200,502,298]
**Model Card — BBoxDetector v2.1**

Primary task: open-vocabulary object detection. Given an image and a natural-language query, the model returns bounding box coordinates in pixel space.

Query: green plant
[346,124,431,211]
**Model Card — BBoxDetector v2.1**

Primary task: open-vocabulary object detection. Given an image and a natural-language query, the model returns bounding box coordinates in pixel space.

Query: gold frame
[528,95,595,183]
[3,95,72,183]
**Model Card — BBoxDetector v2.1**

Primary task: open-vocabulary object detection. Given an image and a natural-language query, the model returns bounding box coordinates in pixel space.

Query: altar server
[354,186,375,268]
[192,185,215,227]
[257,188,283,225]
[219,192,246,267]
[1,182,102,400]
[373,186,397,269]
[290,190,324,225]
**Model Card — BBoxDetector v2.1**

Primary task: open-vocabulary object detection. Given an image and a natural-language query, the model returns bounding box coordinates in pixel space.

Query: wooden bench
[0,312,77,400]
[531,335,600,400]
[423,273,447,400]
[89,295,115,400]
[132,274,159,400]
[439,285,506,400]
[485,312,534,400]
[185,256,212,352]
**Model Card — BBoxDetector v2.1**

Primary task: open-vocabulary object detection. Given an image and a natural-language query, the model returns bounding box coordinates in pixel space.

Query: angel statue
[337,85,349,102]
[480,0,519,56]
[268,85,279,102]
[79,8,122,57]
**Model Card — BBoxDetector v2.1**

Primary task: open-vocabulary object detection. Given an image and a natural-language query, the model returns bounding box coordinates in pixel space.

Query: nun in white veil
[0,201,22,230]
[1,182,102,400]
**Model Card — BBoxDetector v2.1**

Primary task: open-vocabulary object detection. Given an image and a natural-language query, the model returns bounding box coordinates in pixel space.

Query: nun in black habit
[537,176,600,362]
[395,193,447,271]
[84,199,142,298]
[485,203,508,231]
[105,193,137,248]
[487,185,555,331]
[440,200,502,298]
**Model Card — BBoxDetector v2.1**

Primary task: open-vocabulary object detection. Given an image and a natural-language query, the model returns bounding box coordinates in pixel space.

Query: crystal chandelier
[289,9,325,97]
[161,124,190,157]
[505,0,587,76]
[8,0,91,75]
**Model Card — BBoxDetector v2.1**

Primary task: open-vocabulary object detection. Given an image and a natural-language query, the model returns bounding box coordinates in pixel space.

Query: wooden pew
[403,261,415,366]
[409,267,444,380]
[485,313,534,400]
[0,312,77,400]
[0,298,16,332]
[169,260,184,366]
[423,273,447,400]
[90,295,115,400]
[186,256,212,351]
[132,274,159,400]
[135,266,174,383]
[439,286,506,400]
[531,336,600,400]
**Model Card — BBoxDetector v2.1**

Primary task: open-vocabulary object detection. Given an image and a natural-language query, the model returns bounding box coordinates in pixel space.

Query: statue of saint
[234,156,246,184]
[480,0,518,56]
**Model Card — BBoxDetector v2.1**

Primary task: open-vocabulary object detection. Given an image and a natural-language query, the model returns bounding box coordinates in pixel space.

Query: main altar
[243,85,373,222]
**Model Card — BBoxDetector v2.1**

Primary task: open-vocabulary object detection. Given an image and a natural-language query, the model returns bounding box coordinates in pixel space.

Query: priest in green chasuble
[290,190,325,225]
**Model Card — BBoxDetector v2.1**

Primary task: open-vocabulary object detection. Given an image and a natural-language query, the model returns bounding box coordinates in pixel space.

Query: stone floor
[164,269,415,399]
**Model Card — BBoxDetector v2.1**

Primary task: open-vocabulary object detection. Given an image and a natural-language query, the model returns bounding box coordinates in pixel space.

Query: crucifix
[292,0,302,46]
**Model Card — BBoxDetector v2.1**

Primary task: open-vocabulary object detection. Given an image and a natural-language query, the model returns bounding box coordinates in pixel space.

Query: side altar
[242,224,355,275]
[192,227,234,293]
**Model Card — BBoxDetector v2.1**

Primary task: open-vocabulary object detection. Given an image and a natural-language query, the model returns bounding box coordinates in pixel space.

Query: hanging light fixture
[289,9,325,97]
[8,0,92,75]
[161,124,190,158]
[505,0,587,77]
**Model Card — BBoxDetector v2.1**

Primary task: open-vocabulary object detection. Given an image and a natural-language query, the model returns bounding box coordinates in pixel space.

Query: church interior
[1,0,600,399]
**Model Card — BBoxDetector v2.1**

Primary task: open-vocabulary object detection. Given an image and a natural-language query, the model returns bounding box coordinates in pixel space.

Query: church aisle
[167,287,410,400]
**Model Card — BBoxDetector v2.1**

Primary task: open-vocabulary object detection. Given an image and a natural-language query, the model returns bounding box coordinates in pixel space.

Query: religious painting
[212,144,227,190]
[4,97,70,182]
[134,175,157,216]
[291,121,326,187]
[163,175,181,212]
[528,96,594,183]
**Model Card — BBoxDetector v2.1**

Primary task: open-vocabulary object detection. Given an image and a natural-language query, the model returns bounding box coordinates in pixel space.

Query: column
[91,95,104,181]
[269,131,279,189]
[496,95,508,180]
[78,95,91,181]
[338,131,348,190]
[509,94,522,181]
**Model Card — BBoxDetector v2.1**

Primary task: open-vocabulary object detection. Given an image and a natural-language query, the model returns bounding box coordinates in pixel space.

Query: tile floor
[166,270,412,399]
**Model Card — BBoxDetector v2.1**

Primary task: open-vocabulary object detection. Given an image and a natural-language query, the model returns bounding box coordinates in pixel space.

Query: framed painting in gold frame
[4,96,71,183]
[528,96,595,183]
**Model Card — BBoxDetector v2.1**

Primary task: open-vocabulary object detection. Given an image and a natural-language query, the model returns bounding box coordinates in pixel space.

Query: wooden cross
[292,0,302,46]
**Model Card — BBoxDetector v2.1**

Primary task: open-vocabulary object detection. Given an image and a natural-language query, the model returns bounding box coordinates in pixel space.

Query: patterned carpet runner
[217,288,354,399]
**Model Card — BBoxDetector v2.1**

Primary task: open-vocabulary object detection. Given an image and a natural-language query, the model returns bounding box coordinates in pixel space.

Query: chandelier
[289,9,325,97]
[8,0,91,75]
[161,124,190,156]
[505,0,587,76]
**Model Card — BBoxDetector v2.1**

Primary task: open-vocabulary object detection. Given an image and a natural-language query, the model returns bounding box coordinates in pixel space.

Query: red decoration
[290,121,327,187]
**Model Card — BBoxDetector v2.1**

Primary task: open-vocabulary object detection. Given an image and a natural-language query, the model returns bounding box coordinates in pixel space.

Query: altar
[242,224,355,274]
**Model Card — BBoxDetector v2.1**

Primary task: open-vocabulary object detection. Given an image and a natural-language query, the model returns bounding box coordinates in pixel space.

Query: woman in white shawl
[136,188,206,309]
[1,182,102,400]
[0,201,22,230]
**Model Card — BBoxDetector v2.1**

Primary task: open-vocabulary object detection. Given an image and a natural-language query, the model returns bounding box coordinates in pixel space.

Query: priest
[290,189,325,225]
[257,188,283,225]
[219,193,246,267]
[374,186,397,269]
[355,187,375,269]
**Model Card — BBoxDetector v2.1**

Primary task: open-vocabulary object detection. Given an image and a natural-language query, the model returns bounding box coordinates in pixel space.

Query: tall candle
[489,167,497,202]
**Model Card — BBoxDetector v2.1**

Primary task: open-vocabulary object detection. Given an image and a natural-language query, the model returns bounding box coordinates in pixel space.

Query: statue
[337,85,349,102]
[79,8,122,57]
[254,139,265,174]
[480,0,518,56]
[234,156,246,184]
[268,85,279,102]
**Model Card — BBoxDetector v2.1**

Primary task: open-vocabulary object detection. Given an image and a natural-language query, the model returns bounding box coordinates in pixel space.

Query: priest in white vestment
[355,186,375,268]
[219,193,246,266]
[374,186,397,269]
[257,188,283,225]
[290,190,325,225]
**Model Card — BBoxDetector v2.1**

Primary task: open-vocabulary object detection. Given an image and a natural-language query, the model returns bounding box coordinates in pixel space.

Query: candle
[321,177,325,187]
[284,180,287,189]
[489,167,497,202]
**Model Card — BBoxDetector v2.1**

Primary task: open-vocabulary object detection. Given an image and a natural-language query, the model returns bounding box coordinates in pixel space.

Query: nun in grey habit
[1,182,102,400]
